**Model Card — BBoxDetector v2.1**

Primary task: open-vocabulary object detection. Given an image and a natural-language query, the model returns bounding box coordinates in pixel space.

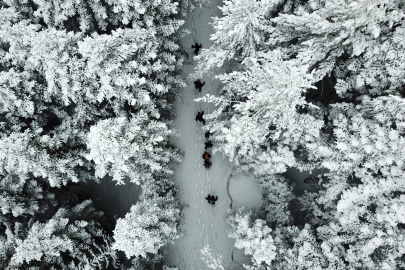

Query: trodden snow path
[164,1,263,269]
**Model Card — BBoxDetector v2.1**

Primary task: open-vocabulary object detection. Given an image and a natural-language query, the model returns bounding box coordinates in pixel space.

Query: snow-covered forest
[0,0,404,269]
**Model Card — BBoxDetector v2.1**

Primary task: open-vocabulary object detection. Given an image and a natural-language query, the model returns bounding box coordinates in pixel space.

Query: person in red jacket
[202,151,211,161]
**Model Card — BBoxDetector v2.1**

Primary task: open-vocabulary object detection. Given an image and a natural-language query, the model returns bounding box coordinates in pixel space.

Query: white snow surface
[163,1,263,269]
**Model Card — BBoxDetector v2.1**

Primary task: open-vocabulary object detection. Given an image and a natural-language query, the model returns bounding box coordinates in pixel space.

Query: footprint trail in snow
[162,1,247,269]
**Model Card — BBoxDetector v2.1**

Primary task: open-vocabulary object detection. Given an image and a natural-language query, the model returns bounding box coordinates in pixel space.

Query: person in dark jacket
[194,80,205,92]
[205,140,213,150]
[191,43,202,55]
[204,160,212,169]
[195,111,205,125]
[202,151,211,161]
[205,195,218,205]
[205,131,213,139]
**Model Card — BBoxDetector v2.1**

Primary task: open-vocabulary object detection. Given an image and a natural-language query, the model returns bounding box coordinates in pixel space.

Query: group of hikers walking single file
[192,43,205,93]
[192,42,218,205]
[201,131,213,169]
[201,129,217,205]
[195,113,213,169]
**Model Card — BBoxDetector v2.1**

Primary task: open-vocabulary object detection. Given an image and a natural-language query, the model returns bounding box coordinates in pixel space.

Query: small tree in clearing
[256,174,296,226]
[112,177,182,259]
[227,208,276,267]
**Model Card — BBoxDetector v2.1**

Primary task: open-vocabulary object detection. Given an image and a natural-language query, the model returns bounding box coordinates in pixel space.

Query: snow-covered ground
[163,1,263,269]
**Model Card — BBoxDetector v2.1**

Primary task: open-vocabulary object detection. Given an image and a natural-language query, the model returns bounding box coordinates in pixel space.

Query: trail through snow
[164,1,263,269]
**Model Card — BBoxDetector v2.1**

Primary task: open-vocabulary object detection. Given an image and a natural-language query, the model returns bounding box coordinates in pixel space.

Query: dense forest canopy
[0,0,404,269]
[196,0,405,269]
[0,0,193,268]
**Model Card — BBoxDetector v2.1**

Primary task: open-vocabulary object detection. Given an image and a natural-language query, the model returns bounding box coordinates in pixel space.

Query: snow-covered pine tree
[227,208,276,268]
[0,173,55,269]
[124,253,169,270]
[0,12,95,186]
[178,0,211,17]
[225,198,347,269]
[256,174,296,226]
[224,175,296,269]
[3,199,118,269]
[269,224,347,270]
[0,174,54,219]
[195,51,323,177]
[333,18,405,98]
[200,245,225,270]
[76,26,185,117]
[268,0,404,82]
[193,0,278,78]
[0,3,185,186]
[112,177,182,259]
[4,0,184,34]
[86,113,180,185]
[304,95,405,268]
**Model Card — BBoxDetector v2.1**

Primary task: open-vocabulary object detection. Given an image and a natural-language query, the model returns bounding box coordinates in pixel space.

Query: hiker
[205,195,218,205]
[204,160,212,169]
[194,79,205,92]
[202,151,211,161]
[205,140,213,150]
[205,131,213,139]
[191,43,202,55]
[195,111,205,125]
